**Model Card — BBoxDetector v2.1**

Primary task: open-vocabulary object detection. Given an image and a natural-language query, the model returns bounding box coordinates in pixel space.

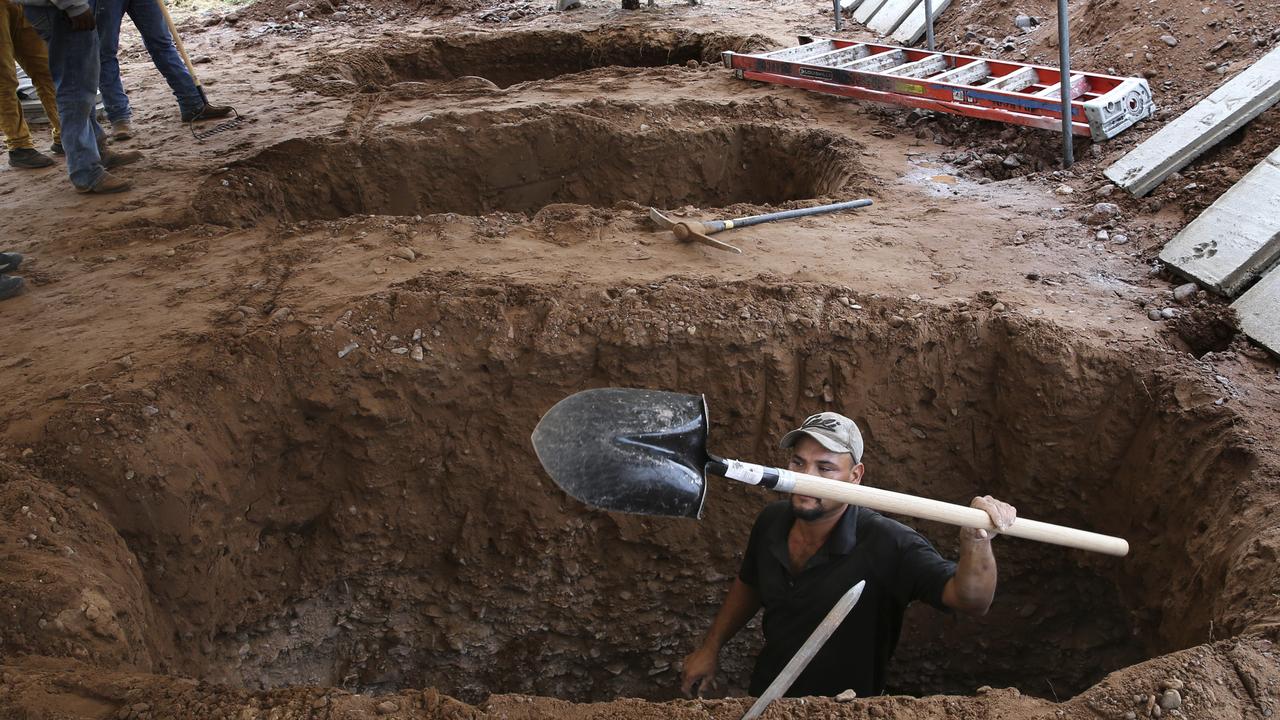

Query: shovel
[741,580,866,720]
[649,199,873,254]
[531,388,1129,556]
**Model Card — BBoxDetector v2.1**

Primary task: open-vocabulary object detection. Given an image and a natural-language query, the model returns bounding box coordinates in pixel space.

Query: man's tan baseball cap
[780,412,864,463]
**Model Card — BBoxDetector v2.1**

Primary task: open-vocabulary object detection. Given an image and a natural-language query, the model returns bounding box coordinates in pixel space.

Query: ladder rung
[931,60,990,86]
[805,43,872,68]
[759,40,840,63]
[883,54,948,78]
[1034,74,1088,98]
[982,66,1038,91]
[841,49,907,72]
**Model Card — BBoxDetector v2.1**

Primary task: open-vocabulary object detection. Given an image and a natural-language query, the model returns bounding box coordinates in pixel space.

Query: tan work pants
[0,1,61,152]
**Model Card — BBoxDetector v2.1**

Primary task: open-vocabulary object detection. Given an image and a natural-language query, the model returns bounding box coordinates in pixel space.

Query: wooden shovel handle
[716,460,1129,556]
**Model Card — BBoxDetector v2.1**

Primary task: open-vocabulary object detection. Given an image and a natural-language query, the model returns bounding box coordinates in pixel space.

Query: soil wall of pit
[7,276,1275,705]
[295,29,766,94]
[191,105,867,228]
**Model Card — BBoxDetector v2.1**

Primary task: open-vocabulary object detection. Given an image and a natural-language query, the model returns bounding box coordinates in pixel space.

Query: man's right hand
[68,9,95,31]
[680,644,719,697]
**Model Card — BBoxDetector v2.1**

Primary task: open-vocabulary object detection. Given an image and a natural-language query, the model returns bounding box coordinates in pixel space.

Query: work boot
[76,172,132,194]
[0,252,22,274]
[8,148,55,169]
[181,102,234,123]
[102,148,143,168]
[0,275,24,301]
[50,141,63,155]
[111,120,133,141]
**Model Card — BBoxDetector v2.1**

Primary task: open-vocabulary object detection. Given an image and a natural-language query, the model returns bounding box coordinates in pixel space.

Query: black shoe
[0,252,22,274]
[8,148,55,169]
[50,141,64,155]
[181,102,234,123]
[0,275,24,301]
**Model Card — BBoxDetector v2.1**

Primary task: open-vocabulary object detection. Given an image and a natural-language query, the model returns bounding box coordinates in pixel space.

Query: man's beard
[790,497,830,522]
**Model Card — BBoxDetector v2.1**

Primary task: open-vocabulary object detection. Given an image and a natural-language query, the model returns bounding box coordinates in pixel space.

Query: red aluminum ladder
[722,38,1155,141]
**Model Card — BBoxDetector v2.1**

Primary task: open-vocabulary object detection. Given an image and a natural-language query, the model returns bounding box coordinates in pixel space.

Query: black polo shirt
[738,501,957,698]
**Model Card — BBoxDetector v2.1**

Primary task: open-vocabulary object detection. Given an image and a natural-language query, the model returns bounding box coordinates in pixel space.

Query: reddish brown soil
[2,0,1280,717]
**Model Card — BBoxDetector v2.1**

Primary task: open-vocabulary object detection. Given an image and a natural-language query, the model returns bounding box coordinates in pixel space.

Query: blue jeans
[96,0,203,122]
[23,5,107,189]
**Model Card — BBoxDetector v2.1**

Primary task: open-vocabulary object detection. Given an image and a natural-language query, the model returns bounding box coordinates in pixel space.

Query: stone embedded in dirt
[835,689,857,702]
[376,700,399,714]
[338,342,359,359]
[1158,679,1185,691]
[1097,230,1110,242]
[1083,202,1121,225]
[1158,689,1182,710]
[392,247,416,262]
[1160,308,1178,320]
[1160,34,1178,46]
[1147,308,1163,321]
[1173,283,1199,304]
[888,315,906,327]
[1112,233,1130,245]
[1055,184,1074,195]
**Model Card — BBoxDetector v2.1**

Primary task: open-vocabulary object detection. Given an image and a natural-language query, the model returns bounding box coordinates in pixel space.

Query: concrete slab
[866,0,920,36]
[890,0,953,45]
[1104,45,1280,197]
[1233,266,1280,357]
[853,0,890,26]
[1159,144,1280,296]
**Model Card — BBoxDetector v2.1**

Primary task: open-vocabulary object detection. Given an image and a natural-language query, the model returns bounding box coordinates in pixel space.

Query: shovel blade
[531,388,711,519]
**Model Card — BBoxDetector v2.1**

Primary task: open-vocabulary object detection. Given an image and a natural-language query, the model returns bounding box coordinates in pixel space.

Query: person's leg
[124,0,203,117]
[10,4,63,151]
[22,5,115,190]
[0,4,37,153]
[96,0,132,128]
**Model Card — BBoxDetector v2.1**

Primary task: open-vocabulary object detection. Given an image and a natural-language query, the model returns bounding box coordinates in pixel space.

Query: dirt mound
[243,0,476,24]
[293,29,767,95]
[192,105,869,226]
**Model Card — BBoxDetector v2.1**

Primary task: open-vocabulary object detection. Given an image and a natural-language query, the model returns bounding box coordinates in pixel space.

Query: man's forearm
[700,578,761,650]
[948,536,997,614]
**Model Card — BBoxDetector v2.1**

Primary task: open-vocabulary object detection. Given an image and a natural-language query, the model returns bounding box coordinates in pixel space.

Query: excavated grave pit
[295,29,766,95]
[192,109,866,227]
[12,276,1274,710]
